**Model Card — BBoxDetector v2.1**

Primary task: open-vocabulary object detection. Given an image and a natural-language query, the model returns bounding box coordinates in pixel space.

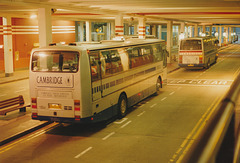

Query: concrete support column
[115,15,124,39]
[224,26,228,45]
[180,22,185,38]
[194,24,198,37]
[229,27,232,43]
[167,21,173,63]
[107,23,111,40]
[209,26,212,36]
[189,26,193,37]
[158,25,162,39]
[138,17,146,39]
[152,25,156,37]
[86,21,92,42]
[3,16,13,77]
[202,25,206,36]
[111,22,115,39]
[134,23,138,35]
[38,8,52,47]
[215,26,219,39]
[79,21,84,42]
[219,26,222,46]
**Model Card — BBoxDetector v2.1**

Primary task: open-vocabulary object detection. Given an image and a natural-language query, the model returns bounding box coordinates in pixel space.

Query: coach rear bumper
[178,63,205,68]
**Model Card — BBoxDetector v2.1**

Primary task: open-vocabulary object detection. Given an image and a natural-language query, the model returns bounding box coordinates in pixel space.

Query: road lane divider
[169,91,175,96]
[74,147,93,159]
[120,121,132,129]
[150,103,157,108]
[102,132,115,141]
[114,118,128,124]
[137,111,146,117]
[161,97,167,101]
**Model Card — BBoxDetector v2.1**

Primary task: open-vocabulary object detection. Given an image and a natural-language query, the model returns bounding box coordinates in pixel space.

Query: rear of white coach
[178,37,218,69]
[29,46,92,123]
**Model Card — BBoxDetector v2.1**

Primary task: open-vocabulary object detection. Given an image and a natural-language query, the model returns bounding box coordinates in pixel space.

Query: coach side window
[126,47,140,68]
[110,50,123,74]
[152,44,163,62]
[140,45,153,65]
[89,51,101,82]
[100,51,111,77]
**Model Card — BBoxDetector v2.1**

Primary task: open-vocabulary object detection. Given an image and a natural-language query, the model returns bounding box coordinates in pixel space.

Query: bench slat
[0,95,26,115]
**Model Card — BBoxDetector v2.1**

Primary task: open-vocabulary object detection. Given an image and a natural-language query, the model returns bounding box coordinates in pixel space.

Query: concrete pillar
[138,17,146,39]
[134,23,138,36]
[229,27,232,43]
[111,22,115,39]
[224,26,228,45]
[219,26,222,46]
[167,21,173,63]
[189,26,193,37]
[202,25,206,36]
[38,8,52,47]
[86,21,92,42]
[215,26,219,39]
[107,23,111,40]
[209,26,212,36]
[3,16,14,77]
[79,21,84,42]
[115,15,124,39]
[152,25,156,37]
[194,24,198,37]
[158,25,162,39]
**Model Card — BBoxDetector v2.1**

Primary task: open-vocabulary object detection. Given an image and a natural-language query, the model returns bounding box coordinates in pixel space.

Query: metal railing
[181,72,240,163]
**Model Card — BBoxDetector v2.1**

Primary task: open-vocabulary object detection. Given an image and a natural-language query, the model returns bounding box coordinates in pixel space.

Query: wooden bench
[0,95,30,116]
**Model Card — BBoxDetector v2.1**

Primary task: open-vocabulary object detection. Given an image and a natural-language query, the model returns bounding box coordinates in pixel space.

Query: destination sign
[36,74,73,88]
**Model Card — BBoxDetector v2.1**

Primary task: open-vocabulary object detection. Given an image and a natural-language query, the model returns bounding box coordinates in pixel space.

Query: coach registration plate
[49,103,62,109]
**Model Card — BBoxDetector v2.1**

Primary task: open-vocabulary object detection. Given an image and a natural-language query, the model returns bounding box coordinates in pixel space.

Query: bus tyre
[155,77,162,95]
[206,60,210,69]
[118,94,127,118]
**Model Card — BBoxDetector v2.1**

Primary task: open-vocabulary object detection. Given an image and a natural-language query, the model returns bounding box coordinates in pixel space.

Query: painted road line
[137,111,146,117]
[169,94,223,162]
[102,132,115,140]
[161,97,167,101]
[120,121,132,129]
[74,147,93,159]
[0,94,7,97]
[169,91,175,96]
[15,89,26,93]
[114,118,128,124]
[150,103,157,108]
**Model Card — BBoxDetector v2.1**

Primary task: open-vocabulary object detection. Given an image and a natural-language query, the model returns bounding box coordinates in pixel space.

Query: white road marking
[102,132,115,140]
[74,147,93,158]
[169,91,175,96]
[137,111,146,117]
[139,104,145,108]
[120,121,132,128]
[15,89,26,93]
[150,103,157,108]
[114,118,128,124]
[0,94,7,97]
[161,97,167,101]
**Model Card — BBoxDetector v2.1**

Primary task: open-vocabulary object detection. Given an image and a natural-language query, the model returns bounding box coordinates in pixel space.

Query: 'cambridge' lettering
[37,76,63,84]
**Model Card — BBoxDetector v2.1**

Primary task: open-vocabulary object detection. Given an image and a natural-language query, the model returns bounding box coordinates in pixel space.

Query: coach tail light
[74,100,81,121]
[199,55,203,64]
[31,98,38,118]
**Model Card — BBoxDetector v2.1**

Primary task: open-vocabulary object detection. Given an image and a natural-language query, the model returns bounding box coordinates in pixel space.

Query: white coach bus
[178,36,219,69]
[30,39,168,123]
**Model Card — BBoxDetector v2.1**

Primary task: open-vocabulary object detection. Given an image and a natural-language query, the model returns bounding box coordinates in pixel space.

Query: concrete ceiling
[0,0,240,25]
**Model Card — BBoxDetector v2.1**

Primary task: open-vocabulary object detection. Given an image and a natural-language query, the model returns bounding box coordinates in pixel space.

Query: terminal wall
[0,18,75,72]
